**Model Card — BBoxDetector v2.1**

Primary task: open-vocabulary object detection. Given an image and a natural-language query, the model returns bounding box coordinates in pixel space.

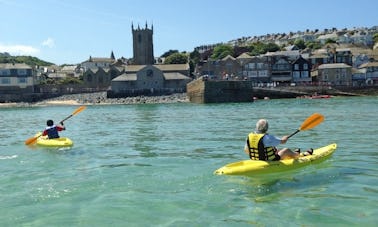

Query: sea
[0,96,377,226]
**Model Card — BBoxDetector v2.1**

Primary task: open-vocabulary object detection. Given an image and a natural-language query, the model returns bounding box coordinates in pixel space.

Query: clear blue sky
[0,0,377,65]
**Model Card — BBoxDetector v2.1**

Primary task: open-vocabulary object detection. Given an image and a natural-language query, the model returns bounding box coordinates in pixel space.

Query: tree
[373,33,378,44]
[294,39,306,50]
[248,42,279,56]
[325,38,336,44]
[164,52,188,64]
[211,44,234,59]
[161,50,179,58]
[305,41,322,50]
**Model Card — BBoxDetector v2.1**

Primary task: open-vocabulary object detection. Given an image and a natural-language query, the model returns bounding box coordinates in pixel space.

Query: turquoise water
[1,96,377,226]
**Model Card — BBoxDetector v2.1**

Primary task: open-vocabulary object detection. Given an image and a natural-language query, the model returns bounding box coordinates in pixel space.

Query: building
[83,66,124,88]
[242,56,270,83]
[317,63,352,85]
[291,56,312,84]
[81,52,116,71]
[0,63,35,93]
[108,23,192,97]
[359,61,378,85]
[270,56,292,83]
[132,23,154,65]
[109,64,191,97]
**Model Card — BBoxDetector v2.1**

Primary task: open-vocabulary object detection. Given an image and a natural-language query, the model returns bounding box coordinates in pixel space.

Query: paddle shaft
[60,114,74,124]
[288,129,300,138]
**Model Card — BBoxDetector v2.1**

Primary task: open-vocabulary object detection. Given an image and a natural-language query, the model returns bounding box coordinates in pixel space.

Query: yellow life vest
[247,133,277,161]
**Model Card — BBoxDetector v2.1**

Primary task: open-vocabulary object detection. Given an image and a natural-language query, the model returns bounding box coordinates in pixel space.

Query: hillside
[0,53,54,66]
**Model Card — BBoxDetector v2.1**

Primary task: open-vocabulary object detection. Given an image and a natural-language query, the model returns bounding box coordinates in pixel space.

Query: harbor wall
[187,79,255,103]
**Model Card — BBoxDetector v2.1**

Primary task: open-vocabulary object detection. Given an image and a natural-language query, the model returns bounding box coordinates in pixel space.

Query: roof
[112,72,191,82]
[82,57,115,64]
[61,65,77,71]
[359,61,378,68]
[126,64,189,73]
[155,64,189,71]
[318,63,352,69]
[0,63,32,69]
[236,52,252,59]
[163,72,191,80]
[112,73,137,81]
[221,55,236,61]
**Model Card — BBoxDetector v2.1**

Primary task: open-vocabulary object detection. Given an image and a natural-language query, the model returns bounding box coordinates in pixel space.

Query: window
[303,64,308,70]
[1,78,11,84]
[293,71,300,78]
[17,69,27,76]
[0,69,10,76]
[294,64,299,70]
[18,77,27,83]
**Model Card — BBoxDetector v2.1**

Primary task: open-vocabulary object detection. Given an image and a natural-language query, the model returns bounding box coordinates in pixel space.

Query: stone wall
[187,79,255,103]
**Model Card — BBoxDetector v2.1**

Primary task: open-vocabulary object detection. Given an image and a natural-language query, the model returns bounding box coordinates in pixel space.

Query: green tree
[265,42,280,52]
[189,50,200,65]
[161,50,179,58]
[305,41,322,50]
[248,42,279,56]
[373,33,378,44]
[164,52,188,64]
[325,38,336,44]
[294,39,306,49]
[211,44,234,59]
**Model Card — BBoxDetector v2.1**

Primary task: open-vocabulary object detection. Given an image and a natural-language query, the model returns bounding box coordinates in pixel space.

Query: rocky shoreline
[0,92,189,107]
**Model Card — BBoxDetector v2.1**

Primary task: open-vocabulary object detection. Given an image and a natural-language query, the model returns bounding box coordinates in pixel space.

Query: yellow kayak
[214,143,337,176]
[35,132,73,147]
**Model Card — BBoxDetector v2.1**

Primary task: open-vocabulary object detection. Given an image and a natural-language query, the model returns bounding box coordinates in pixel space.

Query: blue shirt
[262,134,281,147]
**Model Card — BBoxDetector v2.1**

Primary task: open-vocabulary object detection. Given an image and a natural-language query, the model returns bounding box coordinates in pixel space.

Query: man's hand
[281,135,289,144]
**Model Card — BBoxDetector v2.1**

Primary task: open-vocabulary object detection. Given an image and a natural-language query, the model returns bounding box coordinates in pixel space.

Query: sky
[0,0,377,65]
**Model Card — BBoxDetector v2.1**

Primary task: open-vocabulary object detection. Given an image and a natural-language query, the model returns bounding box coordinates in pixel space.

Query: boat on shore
[297,94,332,99]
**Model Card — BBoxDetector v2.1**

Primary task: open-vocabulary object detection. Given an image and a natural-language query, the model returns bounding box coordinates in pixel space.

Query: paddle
[288,113,324,138]
[24,106,86,145]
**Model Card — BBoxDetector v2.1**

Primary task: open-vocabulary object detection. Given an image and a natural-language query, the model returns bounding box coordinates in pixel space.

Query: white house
[0,63,35,93]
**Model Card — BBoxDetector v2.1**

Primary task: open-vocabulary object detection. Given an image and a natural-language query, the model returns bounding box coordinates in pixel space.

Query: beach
[0,92,189,107]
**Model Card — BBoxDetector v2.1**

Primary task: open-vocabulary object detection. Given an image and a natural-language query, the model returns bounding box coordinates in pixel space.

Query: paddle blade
[73,106,86,115]
[25,136,38,145]
[299,113,324,131]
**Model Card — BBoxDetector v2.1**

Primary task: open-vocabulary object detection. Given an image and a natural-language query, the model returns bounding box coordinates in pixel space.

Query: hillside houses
[195,44,378,86]
[222,27,377,48]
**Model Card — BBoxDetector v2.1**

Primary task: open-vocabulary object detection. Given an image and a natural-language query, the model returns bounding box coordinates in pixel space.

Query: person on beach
[42,120,65,139]
[244,119,312,161]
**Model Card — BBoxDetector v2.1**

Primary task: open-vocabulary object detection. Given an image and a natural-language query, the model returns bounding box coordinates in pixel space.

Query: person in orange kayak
[42,120,65,139]
[244,119,312,160]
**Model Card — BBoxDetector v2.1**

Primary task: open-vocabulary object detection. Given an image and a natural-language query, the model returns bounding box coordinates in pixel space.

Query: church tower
[132,23,154,65]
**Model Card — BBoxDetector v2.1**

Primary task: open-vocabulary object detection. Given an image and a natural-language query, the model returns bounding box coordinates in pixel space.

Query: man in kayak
[42,120,65,139]
[244,119,312,160]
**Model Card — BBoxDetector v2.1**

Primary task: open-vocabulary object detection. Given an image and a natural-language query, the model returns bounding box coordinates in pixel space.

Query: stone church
[108,23,192,97]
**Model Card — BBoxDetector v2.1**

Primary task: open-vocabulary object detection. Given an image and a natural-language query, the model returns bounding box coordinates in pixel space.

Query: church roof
[126,64,189,73]
[112,73,137,81]
[163,72,191,80]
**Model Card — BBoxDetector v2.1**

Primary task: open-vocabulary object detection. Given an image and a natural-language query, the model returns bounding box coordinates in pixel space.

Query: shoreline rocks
[0,92,189,107]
